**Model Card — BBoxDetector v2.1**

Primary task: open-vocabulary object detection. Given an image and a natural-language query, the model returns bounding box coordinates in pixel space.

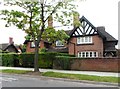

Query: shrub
[38,52,56,68]
[1,53,19,67]
[19,52,57,68]
[18,52,74,68]
[53,56,73,70]
[19,53,34,68]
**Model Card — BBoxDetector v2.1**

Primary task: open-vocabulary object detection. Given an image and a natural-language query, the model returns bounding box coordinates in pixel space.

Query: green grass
[1,69,119,83]
[42,71,120,83]
[1,69,31,74]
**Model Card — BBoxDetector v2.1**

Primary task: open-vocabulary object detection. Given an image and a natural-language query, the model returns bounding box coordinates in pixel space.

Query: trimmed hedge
[19,53,34,67]
[1,52,75,69]
[53,56,73,70]
[1,53,19,67]
[19,52,57,68]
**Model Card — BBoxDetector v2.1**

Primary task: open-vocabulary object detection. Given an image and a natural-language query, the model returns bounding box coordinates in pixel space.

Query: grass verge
[42,71,120,83]
[1,69,119,83]
[1,69,31,74]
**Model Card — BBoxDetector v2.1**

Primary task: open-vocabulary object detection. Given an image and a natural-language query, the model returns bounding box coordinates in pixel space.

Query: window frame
[30,42,35,48]
[78,51,98,58]
[77,36,92,44]
[30,41,40,48]
[56,40,64,47]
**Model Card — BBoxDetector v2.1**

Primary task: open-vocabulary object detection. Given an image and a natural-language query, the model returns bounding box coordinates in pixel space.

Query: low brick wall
[70,58,120,72]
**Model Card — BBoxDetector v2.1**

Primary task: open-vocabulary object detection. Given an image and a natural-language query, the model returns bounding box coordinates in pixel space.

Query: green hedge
[53,56,73,70]
[1,53,19,67]
[1,52,75,69]
[19,53,34,67]
[19,52,57,68]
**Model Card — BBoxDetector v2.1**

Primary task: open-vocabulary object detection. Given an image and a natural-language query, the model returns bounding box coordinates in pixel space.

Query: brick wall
[68,35,104,57]
[70,58,120,72]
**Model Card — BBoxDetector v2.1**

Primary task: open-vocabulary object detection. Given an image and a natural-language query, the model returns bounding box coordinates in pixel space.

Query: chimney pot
[9,37,14,44]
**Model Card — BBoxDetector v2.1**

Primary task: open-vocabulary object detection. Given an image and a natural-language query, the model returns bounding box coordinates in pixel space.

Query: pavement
[0,66,119,77]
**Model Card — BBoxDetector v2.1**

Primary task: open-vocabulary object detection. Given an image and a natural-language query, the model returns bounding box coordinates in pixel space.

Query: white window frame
[56,40,64,47]
[77,36,92,44]
[30,41,40,48]
[78,51,98,58]
[31,42,35,48]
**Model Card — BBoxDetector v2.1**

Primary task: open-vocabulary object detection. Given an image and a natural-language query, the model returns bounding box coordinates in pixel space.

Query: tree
[0,0,78,72]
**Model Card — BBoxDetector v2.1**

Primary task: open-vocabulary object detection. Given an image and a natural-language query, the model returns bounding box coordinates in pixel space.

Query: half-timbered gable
[69,16,97,37]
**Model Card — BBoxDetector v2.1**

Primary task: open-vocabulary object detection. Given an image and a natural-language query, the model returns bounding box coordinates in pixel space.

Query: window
[77,36,92,44]
[78,51,98,58]
[30,42,35,48]
[56,40,64,47]
[30,41,40,48]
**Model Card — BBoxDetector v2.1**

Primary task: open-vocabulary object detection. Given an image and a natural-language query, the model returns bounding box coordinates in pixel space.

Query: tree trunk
[34,41,39,72]
[34,3,44,72]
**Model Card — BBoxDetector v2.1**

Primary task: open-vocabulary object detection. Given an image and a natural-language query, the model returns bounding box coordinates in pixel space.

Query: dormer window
[77,36,92,44]
[56,40,64,47]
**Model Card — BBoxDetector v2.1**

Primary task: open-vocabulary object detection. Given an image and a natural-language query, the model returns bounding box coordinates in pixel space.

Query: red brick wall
[26,41,45,53]
[70,58,120,72]
[68,35,104,57]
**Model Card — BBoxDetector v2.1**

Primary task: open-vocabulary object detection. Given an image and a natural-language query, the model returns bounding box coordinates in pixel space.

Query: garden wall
[70,58,120,72]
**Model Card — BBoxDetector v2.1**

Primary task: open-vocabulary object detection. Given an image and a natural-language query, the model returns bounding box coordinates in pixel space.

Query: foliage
[19,44,26,53]
[19,52,57,68]
[0,0,78,71]
[42,72,119,83]
[0,0,76,41]
[1,53,19,67]
[53,56,72,70]
[42,28,69,45]
[38,52,56,68]
[39,48,47,53]
[19,53,34,67]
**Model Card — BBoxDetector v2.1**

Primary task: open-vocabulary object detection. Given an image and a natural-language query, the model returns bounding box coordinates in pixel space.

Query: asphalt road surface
[0,73,118,87]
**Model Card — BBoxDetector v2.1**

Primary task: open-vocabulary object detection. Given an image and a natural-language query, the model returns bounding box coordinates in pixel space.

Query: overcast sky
[0,0,119,45]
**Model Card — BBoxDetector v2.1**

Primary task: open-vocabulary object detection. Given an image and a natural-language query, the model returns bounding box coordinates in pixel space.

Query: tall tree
[0,0,78,72]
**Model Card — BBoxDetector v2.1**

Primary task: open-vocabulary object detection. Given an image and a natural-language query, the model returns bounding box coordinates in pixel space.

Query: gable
[69,16,97,37]
[4,44,19,53]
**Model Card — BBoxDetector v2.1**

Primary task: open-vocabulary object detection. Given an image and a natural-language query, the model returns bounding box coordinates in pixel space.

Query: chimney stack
[48,15,53,28]
[9,37,14,44]
[73,11,80,27]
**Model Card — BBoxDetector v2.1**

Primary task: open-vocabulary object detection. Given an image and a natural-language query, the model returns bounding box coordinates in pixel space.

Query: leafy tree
[0,0,78,72]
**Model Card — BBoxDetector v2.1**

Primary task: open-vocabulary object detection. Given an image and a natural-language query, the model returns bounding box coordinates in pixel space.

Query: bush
[38,52,56,68]
[19,52,57,68]
[19,53,34,68]
[1,53,19,67]
[53,56,73,70]
[20,52,73,69]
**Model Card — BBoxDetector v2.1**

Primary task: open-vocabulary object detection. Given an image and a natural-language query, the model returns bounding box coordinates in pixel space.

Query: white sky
[0,0,119,45]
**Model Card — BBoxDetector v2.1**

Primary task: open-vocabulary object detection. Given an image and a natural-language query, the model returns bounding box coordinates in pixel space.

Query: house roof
[0,43,19,53]
[47,47,68,53]
[97,26,118,42]
[67,16,118,45]
[23,40,52,44]
[65,30,72,35]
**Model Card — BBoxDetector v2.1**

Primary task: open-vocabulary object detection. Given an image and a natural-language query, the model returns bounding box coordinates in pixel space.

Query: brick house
[24,16,118,58]
[68,16,118,58]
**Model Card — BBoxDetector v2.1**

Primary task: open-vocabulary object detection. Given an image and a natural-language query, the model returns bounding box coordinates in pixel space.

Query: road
[0,73,118,87]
